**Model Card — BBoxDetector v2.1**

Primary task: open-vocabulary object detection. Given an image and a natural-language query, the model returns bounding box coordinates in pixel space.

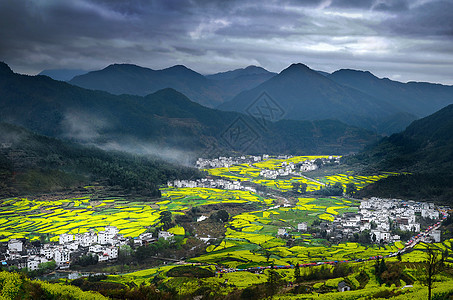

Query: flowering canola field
[0,187,273,242]
[204,156,401,192]
[322,172,404,190]
[192,197,404,268]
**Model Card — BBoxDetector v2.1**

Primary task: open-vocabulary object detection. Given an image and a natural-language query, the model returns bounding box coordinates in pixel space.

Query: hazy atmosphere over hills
[2,1,453,299]
[62,61,453,135]
[0,61,378,159]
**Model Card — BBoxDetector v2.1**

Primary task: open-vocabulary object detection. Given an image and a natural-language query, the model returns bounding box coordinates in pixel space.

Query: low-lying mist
[61,111,197,166]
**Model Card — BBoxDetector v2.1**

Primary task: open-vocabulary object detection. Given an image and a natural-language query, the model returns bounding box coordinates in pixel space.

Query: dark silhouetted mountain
[206,65,275,80]
[0,62,13,75]
[206,65,276,101]
[38,69,88,81]
[69,63,225,107]
[0,62,378,156]
[218,63,399,132]
[69,64,276,107]
[349,104,453,203]
[328,69,453,118]
[0,122,201,197]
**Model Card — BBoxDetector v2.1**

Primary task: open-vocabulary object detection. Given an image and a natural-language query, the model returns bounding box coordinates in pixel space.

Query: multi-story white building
[59,233,73,245]
[431,230,441,243]
[158,231,174,240]
[97,226,119,245]
[74,231,98,247]
[277,228,287,236]
[297,222,307,231]
[40,244,54,260]
[8,239,23,252]
[54,249,70,266]
[27,255,47,271]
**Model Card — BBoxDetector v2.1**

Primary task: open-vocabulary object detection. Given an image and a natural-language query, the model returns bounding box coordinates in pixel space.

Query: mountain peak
[162,65,203,77]
[104,63,146,71]
[206,65,274,81]
[165,64,192,71]
[243,65,267,72]
[0,62,13,75]
[331,69,378,80]
[279,63,312,75]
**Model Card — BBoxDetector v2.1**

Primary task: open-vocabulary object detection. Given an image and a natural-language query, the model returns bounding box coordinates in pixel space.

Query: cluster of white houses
[196,154,335,169]
[276,197,444,244]
[1,226,175,270]
[196,155,265,169]
[333,197,442,243]
[259,157,340,179]
[196,155,340,180]
[167,178,256,192]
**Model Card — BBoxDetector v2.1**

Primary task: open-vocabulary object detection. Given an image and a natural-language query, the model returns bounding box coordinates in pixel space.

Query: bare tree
[422,243,448,300]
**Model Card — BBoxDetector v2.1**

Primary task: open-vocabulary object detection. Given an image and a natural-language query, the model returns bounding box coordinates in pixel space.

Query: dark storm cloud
[383,1,453,37]
[0,0,452,84]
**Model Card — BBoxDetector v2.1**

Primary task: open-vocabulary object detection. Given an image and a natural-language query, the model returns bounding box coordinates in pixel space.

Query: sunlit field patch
[192,196,386,267]
[161,187,274,207]
[253,156,337,170]
[0,186,275,242]
[323,172,404,190]
[0,197,165,241]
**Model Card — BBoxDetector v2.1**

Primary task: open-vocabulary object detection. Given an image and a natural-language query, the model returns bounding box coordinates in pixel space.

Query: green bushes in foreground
[0,271,107,300]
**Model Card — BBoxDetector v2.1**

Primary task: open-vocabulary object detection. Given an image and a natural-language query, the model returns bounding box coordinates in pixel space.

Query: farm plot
[161,187,274,206]
[321,172,403,190]
[253,156,337,170]
[205,165,325,192]
[0,197,162,241]
[191,197,374,268]
[203,156,398,193]
[0,187,273,242]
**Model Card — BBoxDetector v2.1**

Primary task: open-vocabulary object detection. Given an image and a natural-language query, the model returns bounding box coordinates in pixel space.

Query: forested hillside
[0,123,201,197]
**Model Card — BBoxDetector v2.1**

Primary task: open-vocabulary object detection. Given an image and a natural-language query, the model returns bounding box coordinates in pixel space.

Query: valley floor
[1,155,452,299]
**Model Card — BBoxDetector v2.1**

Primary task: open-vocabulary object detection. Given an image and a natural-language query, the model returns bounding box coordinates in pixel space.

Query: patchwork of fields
[204,156,402,192]
[3,153,450,299]
[0,188,273,242]
[191,197,405,268]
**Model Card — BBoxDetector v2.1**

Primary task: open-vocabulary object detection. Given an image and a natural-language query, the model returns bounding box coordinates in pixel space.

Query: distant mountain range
[69,64,276,107]
[0,62,378,157]
[327,69,453,118]
[220,63,453,134]
[219,63,403,133]
[65,62,453,135]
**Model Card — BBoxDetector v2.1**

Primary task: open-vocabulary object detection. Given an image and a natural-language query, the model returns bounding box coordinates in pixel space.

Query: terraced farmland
[204,156,402,192]
[0,188,273,242]
[189,197,403,268]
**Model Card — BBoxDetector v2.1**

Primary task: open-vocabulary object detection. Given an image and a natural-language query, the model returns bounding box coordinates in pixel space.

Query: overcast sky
[1,0,452,84]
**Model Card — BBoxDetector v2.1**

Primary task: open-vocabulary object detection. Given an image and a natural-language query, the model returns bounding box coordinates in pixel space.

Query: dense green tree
[266,263,282,298]
[294,263,301,282]
[210,210,229,223]
[291,182,301,193]
[345,183,357,197]
[160,211,173,230]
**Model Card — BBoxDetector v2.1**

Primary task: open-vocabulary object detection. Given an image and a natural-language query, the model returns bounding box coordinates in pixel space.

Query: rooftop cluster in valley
[0,226,174,270]
[334,198,446,245]
[167,178,256,192]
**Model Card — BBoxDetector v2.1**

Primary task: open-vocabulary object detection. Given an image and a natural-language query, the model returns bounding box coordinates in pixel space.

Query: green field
[0,188,272,242]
